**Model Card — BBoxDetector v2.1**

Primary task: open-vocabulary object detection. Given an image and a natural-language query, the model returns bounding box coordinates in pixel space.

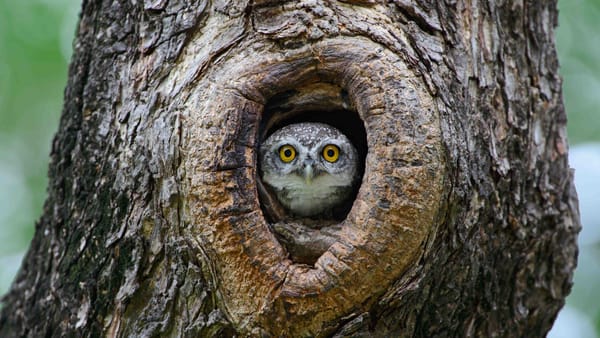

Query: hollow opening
[256,82,367,263]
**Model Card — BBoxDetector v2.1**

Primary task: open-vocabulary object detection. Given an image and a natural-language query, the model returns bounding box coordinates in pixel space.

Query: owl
[259,122,360,217]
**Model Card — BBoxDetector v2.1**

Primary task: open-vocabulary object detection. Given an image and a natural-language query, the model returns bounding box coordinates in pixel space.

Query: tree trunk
[0,1,579,337]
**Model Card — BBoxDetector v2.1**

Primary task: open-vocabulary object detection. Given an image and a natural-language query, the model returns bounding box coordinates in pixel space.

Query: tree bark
[0,1,579,337]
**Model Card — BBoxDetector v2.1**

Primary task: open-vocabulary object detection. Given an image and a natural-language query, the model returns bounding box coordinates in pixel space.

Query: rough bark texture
[0,0,579,337]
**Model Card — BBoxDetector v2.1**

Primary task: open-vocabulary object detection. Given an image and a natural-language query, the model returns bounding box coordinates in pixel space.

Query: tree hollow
[183,37,446,336]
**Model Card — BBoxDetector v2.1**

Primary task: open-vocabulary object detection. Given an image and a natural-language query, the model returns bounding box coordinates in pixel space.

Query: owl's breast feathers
[263,171,356,217]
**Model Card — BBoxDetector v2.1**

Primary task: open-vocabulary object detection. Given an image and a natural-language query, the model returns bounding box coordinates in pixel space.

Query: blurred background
[0,0,598,336]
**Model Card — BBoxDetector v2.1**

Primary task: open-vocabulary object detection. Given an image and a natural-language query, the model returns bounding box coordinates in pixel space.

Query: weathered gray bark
[0,1,579,337]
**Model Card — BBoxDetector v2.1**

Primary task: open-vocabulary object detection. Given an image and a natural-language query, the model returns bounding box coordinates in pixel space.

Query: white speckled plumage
[259,122,359,217]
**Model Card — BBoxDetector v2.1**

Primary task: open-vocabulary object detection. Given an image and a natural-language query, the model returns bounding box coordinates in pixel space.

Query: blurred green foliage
[557,0,600,144]
[0,0,79,291]
[0,0,598,335]
[556,1,600,336]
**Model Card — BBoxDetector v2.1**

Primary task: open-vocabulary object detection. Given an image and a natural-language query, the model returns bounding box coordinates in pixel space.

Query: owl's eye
[322,144,340,163]
[279,145,296,163]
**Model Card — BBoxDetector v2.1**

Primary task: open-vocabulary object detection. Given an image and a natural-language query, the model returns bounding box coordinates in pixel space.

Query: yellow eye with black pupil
[279,145,296,163]
[322,144,340,163]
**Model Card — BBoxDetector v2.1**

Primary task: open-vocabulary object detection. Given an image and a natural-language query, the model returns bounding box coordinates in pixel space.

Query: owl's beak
[303,164,314,184]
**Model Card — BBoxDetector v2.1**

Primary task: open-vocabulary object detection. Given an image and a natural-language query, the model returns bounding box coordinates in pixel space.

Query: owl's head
[259,122,359,217]
[260,122,358,183]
